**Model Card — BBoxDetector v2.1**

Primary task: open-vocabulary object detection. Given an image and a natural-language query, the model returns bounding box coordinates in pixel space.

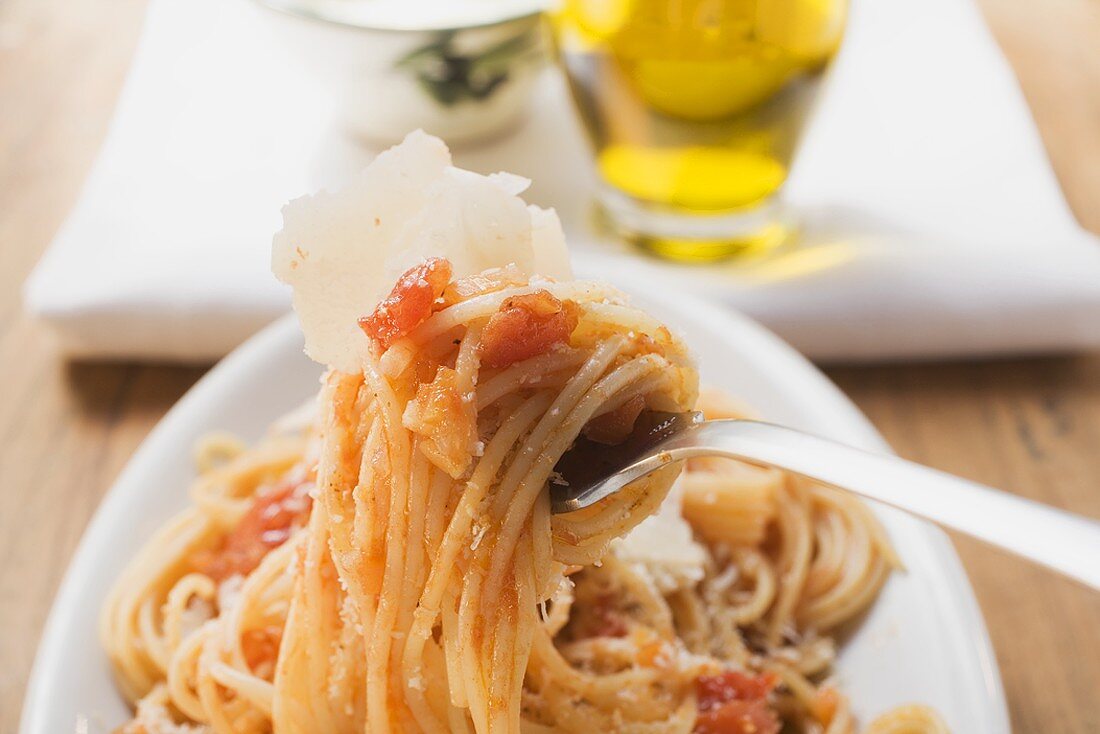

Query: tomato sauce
[694,671,780,734]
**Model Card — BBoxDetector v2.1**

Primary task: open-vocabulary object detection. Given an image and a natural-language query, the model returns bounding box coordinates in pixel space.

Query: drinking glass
[551,0,847,261]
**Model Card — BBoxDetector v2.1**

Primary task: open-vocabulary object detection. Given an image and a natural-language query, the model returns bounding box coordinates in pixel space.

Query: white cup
[257,0,548,147]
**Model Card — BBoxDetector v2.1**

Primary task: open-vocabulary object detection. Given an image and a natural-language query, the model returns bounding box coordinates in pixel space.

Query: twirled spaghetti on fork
[101,132,947,734]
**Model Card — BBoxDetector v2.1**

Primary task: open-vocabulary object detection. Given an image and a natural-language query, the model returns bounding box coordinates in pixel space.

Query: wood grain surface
[0,0,1097,732]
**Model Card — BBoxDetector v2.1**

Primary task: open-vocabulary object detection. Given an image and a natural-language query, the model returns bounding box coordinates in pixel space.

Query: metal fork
[550,411,1100,590]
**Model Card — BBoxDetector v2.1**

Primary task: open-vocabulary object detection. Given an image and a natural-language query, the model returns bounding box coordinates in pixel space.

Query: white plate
[19,280,1010,733]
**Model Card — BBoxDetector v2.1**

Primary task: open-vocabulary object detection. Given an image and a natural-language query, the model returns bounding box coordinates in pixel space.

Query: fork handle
[686,421,1100,591]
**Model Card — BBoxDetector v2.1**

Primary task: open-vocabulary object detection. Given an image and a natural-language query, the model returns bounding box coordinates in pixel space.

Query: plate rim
[19,285,1010,734]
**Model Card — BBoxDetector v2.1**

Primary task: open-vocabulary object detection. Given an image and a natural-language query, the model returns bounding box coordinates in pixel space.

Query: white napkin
[24,0,1100,363]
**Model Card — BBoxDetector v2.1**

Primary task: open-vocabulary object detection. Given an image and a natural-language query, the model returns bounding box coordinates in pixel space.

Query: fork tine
[550,411,701,514]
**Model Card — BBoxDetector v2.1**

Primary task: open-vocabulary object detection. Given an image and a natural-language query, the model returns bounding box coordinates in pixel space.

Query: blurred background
[1,0,1098,731]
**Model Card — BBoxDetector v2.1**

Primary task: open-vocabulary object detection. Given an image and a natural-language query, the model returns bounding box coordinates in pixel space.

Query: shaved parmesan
[272,130,572,373]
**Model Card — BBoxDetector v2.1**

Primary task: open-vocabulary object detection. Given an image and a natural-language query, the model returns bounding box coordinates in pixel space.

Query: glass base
[596,186,793,263]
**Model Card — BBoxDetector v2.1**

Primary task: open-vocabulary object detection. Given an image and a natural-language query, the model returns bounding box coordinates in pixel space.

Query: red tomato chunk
[194,478,313,582]
[694,671,780,734]
[478,290,579,369]
[359,257,453,348]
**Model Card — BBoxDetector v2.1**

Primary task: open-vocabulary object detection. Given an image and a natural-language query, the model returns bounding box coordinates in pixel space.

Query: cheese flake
[272,130,572,373]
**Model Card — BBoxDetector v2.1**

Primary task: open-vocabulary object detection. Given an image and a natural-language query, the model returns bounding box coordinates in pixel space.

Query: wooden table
[0,0,1097,731]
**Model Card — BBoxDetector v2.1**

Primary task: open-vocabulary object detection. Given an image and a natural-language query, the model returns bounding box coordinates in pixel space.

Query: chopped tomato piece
[694,671,780,734]
[697,671,778,707]
[403,366,477,478]
[478,290,579,369]
[693,699,780,734]
[194,478,313,582]
[584,395,646,445]
[359,257,453,348]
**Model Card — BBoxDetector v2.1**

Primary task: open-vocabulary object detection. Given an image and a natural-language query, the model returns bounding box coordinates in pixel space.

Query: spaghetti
[100,132,947,734]
[102,268,944,734]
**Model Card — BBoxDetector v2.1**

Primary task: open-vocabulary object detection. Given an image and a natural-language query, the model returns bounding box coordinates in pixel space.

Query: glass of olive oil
[551,0,847,261]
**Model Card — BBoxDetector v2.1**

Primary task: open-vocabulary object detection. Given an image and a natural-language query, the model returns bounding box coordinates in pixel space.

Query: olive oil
[553,0,846,260]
